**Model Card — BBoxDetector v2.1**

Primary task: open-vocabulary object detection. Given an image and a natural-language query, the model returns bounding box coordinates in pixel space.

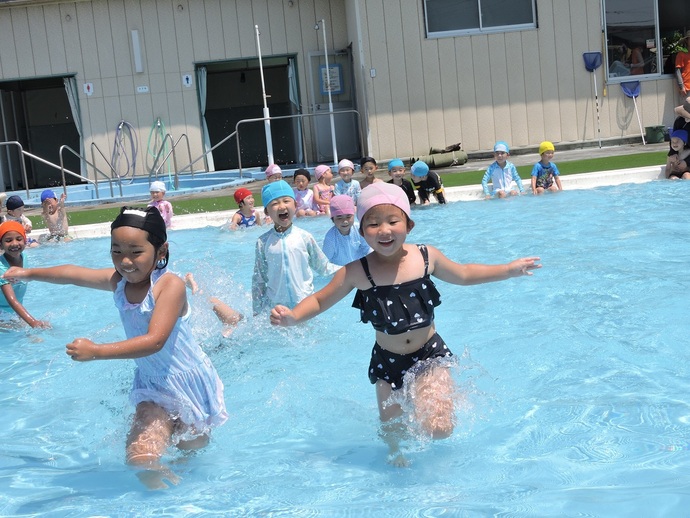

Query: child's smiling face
[0,230,26,261]
[338,167,354,183]
[670,136,686,152]
[266,196,296,231]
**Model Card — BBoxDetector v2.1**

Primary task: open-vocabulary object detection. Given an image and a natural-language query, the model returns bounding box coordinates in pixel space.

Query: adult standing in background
[674,31,690,121]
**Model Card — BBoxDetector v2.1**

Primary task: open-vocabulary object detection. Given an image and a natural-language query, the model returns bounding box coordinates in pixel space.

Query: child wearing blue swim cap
[410,160,446,204]
[252,180,339,315]
[386,158,417,205]
[40,189,71,241]
[481,141,525,199]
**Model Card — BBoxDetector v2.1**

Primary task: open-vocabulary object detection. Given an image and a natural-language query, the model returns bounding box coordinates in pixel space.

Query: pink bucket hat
[338,159,355,171]
[329,195,355,217]
[356,182,411,222]
[265,164,282,179]
[314,164,331,180]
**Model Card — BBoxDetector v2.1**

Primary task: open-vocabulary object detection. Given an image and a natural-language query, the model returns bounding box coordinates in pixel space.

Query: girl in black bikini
[270,183,540,466]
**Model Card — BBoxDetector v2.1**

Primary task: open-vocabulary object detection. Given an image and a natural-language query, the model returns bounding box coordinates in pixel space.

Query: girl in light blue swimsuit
[3,207,227,488]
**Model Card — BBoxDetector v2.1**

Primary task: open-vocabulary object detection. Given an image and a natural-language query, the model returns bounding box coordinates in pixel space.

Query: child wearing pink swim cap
[271,182,542,467]
[321,195,371,266]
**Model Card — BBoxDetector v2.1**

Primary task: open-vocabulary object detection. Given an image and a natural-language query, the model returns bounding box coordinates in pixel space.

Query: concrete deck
[31,163,667,241]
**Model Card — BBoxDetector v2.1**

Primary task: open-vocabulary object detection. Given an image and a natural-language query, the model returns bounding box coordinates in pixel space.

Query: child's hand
[66,338,98,361]
[270,305,296,326]
[2,266,28,282]
[507,257,542,277]
[31,319,51,329]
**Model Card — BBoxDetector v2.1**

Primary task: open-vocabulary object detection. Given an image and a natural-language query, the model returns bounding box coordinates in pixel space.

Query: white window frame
[423,0,537,39]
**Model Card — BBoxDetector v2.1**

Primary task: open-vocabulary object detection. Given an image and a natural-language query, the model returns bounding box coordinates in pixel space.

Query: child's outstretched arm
[427,245,541,286]
[0,284,49,328]
[270,264,354,326]
[66,273,187,361]
[3,265,118,291]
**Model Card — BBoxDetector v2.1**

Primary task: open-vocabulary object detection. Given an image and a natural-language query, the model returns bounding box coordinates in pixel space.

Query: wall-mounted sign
[319,64,343,95]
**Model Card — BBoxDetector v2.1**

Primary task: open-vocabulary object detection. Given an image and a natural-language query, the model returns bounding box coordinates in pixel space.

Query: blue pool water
[3,180,690,515]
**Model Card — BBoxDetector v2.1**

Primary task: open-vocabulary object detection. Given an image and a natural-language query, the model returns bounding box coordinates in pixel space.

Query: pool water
[3,180,690,515]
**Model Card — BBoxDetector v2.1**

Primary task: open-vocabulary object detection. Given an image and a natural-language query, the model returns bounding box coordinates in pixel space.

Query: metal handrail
[89,142,124,197]
[175,130,238,177]
[0,141,32,198]
[61,145,121,199]
[234,109,363,175]
[150,133,194,190]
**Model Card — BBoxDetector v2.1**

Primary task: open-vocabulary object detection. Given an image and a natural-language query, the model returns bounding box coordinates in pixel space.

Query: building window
[424,0,536,37]
[604,0,690,81]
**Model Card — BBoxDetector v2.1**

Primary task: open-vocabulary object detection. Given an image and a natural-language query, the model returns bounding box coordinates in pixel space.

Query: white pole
[319,19,338,164]
[255,25,274,165]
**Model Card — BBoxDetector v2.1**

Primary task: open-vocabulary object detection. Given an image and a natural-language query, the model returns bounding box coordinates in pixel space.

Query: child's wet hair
[111,206,169,268]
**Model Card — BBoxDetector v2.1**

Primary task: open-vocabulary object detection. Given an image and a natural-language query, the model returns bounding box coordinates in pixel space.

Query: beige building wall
[347,0,678,160]
[0,0,680,177]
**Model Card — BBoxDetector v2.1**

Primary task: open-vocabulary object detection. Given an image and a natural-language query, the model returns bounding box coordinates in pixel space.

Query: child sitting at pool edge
[359,156,383,189]
[3,207,227,489]
[226,187,263,229]
[148,181,174,228]
[270,182,541,466]
[0,221,49,328]
[5,195,38,247]
[252,180,339,315]
[531,141,563,194]
[292,168,318,217]
[334,159,362,204]
[387,159,417,205]
[40,189,71,241]
[665,129,690,179]
[410,160,446,204]
[482,141,525,199]
[322,194,371,266]
[313,164,335,215]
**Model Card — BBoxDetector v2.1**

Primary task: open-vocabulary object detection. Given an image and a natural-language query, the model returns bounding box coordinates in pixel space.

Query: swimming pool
[11,170,258,208]
[3,180,690,514]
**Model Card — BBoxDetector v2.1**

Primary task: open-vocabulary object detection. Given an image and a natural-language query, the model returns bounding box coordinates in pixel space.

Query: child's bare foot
[184,273,201,295]
[210,297,243,328]
[136,467,180,490]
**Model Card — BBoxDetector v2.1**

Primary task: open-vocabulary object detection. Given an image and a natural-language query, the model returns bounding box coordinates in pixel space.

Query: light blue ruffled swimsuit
[114,268,228,433]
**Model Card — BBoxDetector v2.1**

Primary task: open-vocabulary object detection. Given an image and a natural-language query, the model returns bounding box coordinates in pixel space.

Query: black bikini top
[352,244,442,335]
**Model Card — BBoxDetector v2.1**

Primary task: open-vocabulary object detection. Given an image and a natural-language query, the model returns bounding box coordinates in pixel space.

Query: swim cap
[261,180,295,207]
[5,195,24,211]
[410,160,430,177]
[293,168,311,182]
[40,189,57,202]
[357,182,411,222]
[330,195,355,217]
[539,141,555,155]
[111,206,167,244]
[671,129,688,144]
[314,165,330,180]
[387,159,404,171]
[233,188,252,205]
[493,141,510,153]
[265,164,282,179]
[149,181,166,192]
[0,220,26,241]
[338,159,355,171]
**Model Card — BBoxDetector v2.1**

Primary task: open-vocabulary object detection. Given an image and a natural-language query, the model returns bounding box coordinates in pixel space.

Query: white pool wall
[31,165,666,241]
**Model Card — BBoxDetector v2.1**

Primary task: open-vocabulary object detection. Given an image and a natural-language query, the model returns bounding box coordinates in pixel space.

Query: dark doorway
[200,56,302,171]
[0,76,80,191]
